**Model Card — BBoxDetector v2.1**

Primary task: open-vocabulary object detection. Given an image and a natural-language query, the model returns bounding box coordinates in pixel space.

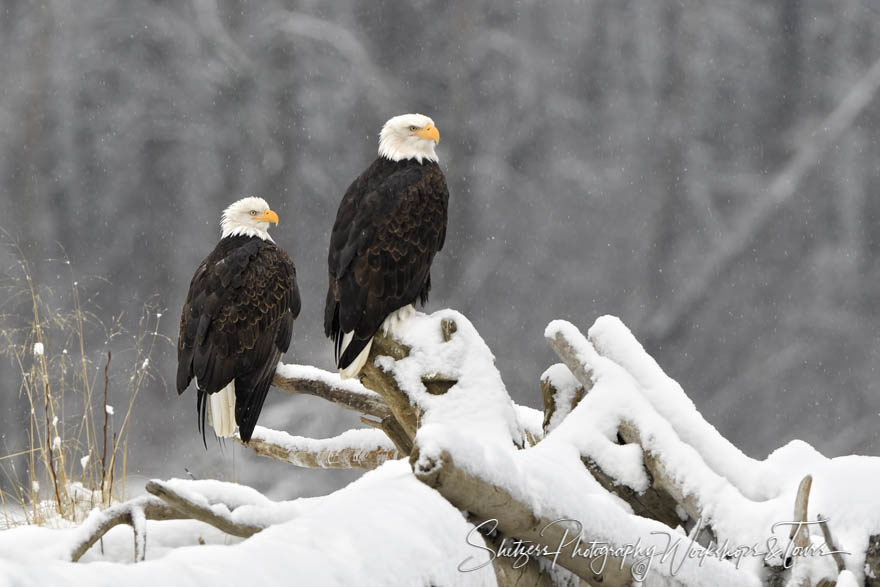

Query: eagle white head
[378,113,440,164]
[220,196,279,242]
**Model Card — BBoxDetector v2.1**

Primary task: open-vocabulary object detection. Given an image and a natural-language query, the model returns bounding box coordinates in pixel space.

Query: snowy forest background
[0,0,878,500]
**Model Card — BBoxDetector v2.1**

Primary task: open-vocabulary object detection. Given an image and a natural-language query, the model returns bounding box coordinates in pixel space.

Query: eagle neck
[220,225,274,243]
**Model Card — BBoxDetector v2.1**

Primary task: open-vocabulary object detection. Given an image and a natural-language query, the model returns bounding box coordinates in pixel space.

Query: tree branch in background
[644,54,880,346]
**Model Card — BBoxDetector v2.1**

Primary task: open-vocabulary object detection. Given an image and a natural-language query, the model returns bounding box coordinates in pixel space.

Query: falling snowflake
[80,455,90,469]
[105,405,115,416]
[33,342,44,357]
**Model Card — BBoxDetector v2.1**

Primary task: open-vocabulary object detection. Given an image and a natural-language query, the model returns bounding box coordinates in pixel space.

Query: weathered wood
[412,447,641,587]
[545,332,596,398]
[791,475,812,548]
[582,456,681,529]
[616,421,703,525]
[380,416,413,457]
[422,373,456,395]
[272,370,391,419]
[478,521,572,587]
[540,370,586,434]
[359,332,420,439]
[69,495,184,562]
[441,317,458,342]
[816,515,846,574]
[145,480,262,538]
[547,326,714,532]
[237,435,398,470]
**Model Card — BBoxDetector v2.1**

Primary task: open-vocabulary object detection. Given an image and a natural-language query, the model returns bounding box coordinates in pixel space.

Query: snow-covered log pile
[2,310,879,587]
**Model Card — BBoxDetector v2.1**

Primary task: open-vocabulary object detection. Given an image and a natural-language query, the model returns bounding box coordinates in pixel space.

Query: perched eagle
[177,197,300,444]
[324,113,449,378]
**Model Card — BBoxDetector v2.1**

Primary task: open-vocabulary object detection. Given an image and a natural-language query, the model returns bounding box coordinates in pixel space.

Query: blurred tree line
[0,0,878,495]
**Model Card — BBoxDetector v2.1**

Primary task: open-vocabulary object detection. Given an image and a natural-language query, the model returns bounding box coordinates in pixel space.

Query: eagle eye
[408,125,419,132]
[250,210,258,216]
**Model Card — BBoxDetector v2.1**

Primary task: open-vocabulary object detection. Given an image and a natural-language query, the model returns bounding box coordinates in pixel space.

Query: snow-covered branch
[412,447,638,586]
[540,364,585,435]
[145,480,263,538]
[68,495,183,562]
[272,364,391,419]
[359,331,421,442]
[546,321,708,526]
[17,309,879,587]
[238,426,399,469]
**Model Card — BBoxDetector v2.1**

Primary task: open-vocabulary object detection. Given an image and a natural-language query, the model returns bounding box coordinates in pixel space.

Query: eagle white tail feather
[208,381,236,437]
[339,332,372,380]
[338,305,415,380]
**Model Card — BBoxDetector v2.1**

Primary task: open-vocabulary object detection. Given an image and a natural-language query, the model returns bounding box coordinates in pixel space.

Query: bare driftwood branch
[816,515,846,574]
[272,368,391,420]
[440,317,458,342]
[546,326,700,531]
[412,447,639,586]
[478,520,570,587]
[540,365,586,434]
[545,333,596,397]
[145,480,262,538]
[237,430,399,470]
[617,420,703,528]
[359,331,420,440]
[69,495,183,562]
[582,455,682,530]
[791,475,812,549]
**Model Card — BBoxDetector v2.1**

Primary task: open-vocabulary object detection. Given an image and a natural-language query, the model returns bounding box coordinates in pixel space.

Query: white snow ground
[0,461,496,587]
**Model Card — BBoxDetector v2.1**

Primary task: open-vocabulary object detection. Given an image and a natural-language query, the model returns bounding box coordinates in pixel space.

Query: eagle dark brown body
[177,234,300,443]
[324,156,449,370]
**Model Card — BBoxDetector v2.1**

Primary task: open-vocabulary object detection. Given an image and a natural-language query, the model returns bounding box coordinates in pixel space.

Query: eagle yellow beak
[415,124,440,143]
[261,209,279,225]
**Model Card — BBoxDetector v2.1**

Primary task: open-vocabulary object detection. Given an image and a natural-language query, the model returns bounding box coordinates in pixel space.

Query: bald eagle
[177,197,300,444]
[324,113,449,378]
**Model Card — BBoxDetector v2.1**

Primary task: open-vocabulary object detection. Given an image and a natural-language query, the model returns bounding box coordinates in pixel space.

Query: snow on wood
[240,426,399,469]
[272,363,391,419]
[46,495,183,562]
[0,461,496,587]
[3,310,880,586]
[383,310,524,456]
[540,363,585,434]
[586,315,776,499]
